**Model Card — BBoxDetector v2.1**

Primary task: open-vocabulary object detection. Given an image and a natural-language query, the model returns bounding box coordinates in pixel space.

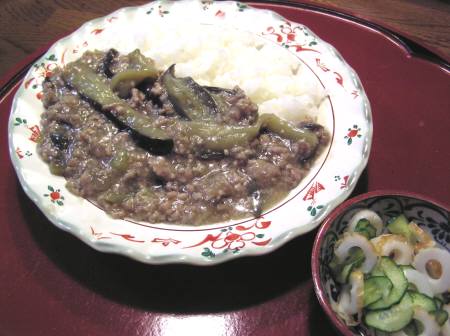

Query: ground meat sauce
[37,49,329,225]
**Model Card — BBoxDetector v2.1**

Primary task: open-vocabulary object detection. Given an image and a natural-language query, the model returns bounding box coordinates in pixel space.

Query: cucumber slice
[364,276,393,307]
[371,262,385,277]
[354,219,377,239]
[435,309,448,326]
[365,292,413,332]
[367,257,408,310]
[387,214,415,243]
[409,291,437,312]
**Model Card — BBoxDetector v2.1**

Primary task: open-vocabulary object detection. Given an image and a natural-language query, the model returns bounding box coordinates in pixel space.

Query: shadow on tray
[15,168,368,314]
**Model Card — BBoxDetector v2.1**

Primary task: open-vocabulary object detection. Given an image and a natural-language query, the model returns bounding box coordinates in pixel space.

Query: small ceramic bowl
[311,190,449,336]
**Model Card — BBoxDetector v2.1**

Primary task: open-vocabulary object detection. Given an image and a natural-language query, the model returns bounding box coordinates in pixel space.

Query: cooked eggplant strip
[62,61,319,152]
[111,69,159,98]
[204,86,234,95]
[208,93,230,115]
[184,121,260,151]
[109,49,160,98]
[204,87,233,113]
[184,113,318,151]
[162,64,219,121]
[62,62,170,141]
[259,113,319,147]
[103,48,119,78]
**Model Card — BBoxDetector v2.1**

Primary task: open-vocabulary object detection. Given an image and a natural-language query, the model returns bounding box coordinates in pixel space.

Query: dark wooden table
[0,1,449,336]
[0,0,449,78]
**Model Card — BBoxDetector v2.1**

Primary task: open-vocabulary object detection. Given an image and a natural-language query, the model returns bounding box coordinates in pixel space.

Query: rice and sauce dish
[36,26,329,225]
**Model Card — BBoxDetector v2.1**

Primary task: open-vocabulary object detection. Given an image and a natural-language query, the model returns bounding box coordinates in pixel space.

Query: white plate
[8,0,372,265]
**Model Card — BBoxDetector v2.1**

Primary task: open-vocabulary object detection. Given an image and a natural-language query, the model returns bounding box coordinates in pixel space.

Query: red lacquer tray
[1,2,449,335]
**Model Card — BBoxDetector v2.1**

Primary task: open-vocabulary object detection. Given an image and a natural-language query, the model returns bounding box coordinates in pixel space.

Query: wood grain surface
[0,0,449,78]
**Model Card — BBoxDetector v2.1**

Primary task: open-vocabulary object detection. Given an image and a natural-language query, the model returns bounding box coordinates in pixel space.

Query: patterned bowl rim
[8,0,373,265]
[311,189,450,336]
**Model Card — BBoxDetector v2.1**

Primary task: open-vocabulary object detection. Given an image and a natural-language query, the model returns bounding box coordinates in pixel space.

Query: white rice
[136,23,326,123]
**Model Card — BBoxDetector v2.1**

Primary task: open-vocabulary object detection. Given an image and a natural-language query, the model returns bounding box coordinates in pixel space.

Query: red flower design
[43,186,64,206]
[347,129,358,138]
[50,191,61,201]
[185,218,272,258]
[212,231,255,250]
[345,125,362,145]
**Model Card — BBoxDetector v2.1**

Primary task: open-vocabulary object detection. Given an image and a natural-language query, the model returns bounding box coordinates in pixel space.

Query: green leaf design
[48,185,54,192]
[347,138,353,145]
[317,205,324,210]
[256,234,264,238]
[236,2,247,11]
[14,117,26,126]
[307,206,312,211]
[201,248,215,258]
[56,200,64,206]
[311,208,317,216]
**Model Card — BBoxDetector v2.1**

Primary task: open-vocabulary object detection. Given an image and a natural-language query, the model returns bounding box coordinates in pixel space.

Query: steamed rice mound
[138,24,326,123]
